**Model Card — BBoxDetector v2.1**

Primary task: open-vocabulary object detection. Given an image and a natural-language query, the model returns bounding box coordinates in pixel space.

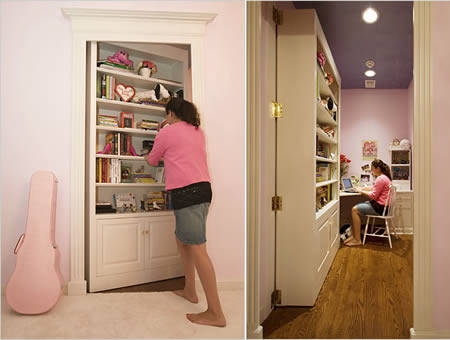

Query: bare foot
[345,239,362,247]
[343,236,354,244]
[173,289,199,304]
[186,310,227,327]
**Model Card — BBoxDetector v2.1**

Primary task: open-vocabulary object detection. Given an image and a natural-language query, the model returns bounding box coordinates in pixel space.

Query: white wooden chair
[362,184,397,248]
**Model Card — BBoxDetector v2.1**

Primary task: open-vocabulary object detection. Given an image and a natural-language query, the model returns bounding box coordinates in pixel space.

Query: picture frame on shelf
[360,174,371,184]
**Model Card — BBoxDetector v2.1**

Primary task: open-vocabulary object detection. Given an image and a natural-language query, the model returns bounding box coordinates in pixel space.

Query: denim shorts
[173,202,210,245]
[355,201,379,216]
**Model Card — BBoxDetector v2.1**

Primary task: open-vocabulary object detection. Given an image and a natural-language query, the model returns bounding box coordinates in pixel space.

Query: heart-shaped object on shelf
[115,83,136,102]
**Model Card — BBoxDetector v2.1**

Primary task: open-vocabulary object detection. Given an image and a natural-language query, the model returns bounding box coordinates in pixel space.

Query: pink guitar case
[6,171,64,314]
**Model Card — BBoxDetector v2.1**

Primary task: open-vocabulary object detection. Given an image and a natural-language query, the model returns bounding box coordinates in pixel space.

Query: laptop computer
[341,178,358,193]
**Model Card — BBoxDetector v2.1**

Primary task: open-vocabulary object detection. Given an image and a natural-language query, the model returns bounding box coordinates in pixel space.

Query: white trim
[410,328,450,339]
[63,8,214,296]
[246,2,262,339]
[413,1,433,332]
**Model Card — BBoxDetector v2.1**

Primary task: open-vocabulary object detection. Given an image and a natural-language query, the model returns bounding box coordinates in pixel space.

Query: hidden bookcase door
[85,41,190,292]
[276,9,341,306]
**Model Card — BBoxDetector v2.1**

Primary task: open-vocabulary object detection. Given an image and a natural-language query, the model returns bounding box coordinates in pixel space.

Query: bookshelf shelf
[97,125,158,137]
[315,156,337,163]
[96,154,146,161]
[97,66,182,90]
[392,163,410,166]
[316,179,338,188]
[96,183,164,187]
[316,101,337,127]
[96,210,174,220]
[96,98,166,116]
[317,129,337,144]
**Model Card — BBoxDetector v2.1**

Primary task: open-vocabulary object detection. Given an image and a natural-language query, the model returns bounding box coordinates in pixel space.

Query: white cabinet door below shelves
[96,218,146,277]
[146,215,180,270]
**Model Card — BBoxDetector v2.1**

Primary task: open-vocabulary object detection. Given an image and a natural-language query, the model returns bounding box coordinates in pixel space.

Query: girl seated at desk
[344,159,392,247]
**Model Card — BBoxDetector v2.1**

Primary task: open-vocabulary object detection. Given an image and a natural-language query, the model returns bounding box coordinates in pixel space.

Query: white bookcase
[86,41,189,292]
[390,145,411,191]
[276,9,341,306]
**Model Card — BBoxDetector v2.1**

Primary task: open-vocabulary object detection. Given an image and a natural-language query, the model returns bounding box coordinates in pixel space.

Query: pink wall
[0,1,244,286]
[340,89,411,179]
[431,2,450,330]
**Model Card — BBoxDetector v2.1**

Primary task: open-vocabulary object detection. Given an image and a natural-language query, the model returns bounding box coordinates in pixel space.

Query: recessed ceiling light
[362,7,378,24]
[365,69,376,77]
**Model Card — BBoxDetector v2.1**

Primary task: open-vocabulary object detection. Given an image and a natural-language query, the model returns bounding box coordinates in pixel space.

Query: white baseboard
[247,325,263,339]
[410,328,450,338]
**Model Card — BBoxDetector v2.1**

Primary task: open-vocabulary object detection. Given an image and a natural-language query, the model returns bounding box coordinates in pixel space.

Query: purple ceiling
[292,1,413,89]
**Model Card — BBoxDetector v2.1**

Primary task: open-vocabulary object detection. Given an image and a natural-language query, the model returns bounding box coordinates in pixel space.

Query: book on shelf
[96,158,121,183]
[98,74,117,100]
[98,60,134,71]
[137,120,159,130]
[155,167,165,184]
[120,112,134,128]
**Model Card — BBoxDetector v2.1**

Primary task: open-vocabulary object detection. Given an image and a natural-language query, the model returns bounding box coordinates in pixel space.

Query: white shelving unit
[86,41,189,292]
[277,9,341,306]
[390,145,412,191]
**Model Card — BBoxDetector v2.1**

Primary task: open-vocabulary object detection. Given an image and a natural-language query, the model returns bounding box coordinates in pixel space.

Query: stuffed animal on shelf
[137,60,157,77]
[107,50,134,68]
[97,134,113,154]
[132,83,172,105]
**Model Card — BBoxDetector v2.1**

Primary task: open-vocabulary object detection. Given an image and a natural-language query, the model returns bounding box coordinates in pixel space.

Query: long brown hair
[165,97,200,128]
[371,159,392,181]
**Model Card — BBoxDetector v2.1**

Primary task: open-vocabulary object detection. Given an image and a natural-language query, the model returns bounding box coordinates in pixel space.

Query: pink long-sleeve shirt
[146,121,210,190]
[368,174,392,206]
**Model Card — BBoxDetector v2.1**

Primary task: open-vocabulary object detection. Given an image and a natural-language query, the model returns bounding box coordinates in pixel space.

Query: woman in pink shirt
[146,98,226,327]
[344,159,392,247]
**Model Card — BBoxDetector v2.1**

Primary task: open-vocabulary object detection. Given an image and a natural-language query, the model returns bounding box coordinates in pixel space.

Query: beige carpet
[1,288,244,339]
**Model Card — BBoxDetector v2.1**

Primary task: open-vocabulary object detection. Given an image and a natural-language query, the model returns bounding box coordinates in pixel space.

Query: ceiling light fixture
[365,60,375,68]
[365,69,376,77]
[362,7,378,24]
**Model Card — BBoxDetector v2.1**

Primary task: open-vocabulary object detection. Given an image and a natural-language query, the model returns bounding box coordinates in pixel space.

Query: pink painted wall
[431,2,450,330]
[0,1,244,286]
[340,89,411,179]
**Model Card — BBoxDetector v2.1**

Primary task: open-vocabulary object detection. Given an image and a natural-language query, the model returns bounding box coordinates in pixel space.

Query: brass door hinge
[271,101,283,118]
[271,289,282,306]
[272,195,282,211]
[272,7,283,25]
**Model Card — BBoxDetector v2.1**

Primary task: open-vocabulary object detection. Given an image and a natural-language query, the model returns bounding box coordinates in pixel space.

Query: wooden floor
[99,276,185,293]
[263,235,413,339]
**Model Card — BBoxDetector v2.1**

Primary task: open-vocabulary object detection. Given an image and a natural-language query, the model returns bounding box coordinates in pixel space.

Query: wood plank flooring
[262,235,413,339]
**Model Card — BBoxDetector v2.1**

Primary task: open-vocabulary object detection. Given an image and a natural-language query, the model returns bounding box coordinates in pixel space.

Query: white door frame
[62,8,215,296]
[247,2,435,338]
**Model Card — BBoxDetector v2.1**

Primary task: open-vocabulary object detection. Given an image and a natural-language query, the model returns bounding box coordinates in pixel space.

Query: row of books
[316,163,337,183]
[97,158,121,183]
[97,74,118,100]
[98,114,119,127]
